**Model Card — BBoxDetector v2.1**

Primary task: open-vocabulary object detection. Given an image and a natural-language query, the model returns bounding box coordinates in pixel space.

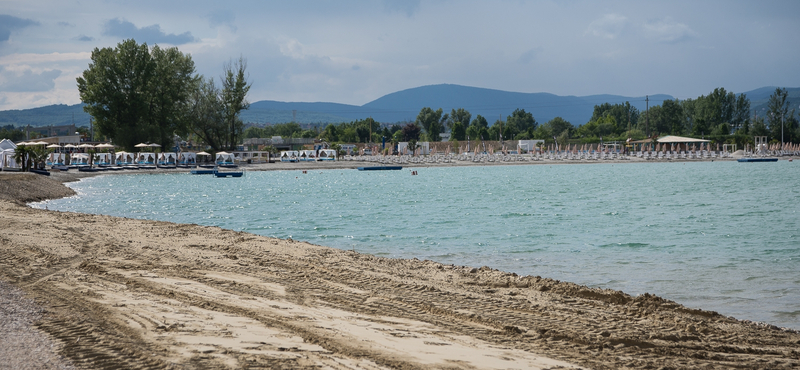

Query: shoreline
[2,171,799,369]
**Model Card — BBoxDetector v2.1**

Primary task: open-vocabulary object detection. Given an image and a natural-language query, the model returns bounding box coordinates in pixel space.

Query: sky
[1,0,799,111]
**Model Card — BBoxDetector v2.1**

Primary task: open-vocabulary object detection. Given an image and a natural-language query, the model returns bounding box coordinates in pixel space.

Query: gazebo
[656,135,711,152]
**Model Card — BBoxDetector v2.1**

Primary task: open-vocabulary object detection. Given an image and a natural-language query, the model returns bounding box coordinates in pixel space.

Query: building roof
[656,135,711,143]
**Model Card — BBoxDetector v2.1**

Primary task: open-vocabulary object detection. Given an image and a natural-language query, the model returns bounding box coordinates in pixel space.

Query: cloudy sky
[1,0,798,111]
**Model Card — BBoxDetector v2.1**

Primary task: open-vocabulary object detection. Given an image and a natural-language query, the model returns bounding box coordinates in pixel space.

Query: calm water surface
[35,161,800,329]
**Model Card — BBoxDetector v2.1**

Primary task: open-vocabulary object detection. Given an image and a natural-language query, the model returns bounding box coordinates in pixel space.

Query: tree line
[72,41,796,152]
[77,39,251,152]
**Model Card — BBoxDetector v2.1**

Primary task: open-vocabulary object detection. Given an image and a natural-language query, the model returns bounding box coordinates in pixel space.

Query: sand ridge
[1,171,799,369]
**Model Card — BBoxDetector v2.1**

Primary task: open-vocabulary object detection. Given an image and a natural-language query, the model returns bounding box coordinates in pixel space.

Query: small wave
[599,242,650,248]
[500,212,533,218]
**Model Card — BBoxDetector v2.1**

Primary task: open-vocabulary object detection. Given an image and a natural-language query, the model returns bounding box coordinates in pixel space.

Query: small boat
[190,169,215,175]
[737,158,778,163]
[357,166,403,171]
[214,168,244,177]
[30,169,50,176]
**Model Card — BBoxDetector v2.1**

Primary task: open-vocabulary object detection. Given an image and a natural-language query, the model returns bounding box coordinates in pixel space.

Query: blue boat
[190,169,215,175]
[357,166,403,171]
[737,158,778,163]
[213,168,244,177]
[214,170,244,178]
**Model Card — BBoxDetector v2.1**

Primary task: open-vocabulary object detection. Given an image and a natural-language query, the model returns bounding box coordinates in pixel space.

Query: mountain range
[2,84,797,129]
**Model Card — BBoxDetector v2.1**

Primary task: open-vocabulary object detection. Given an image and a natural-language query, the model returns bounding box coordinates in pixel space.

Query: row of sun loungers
[343,150,798,164]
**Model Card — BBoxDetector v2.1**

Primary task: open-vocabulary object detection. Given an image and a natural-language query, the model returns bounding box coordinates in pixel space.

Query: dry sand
[1,168,799,369]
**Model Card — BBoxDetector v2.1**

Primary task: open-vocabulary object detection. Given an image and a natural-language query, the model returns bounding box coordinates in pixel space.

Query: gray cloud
[587,14,628,40]
[0,14,39,43]
[0,68,62,92]
[383,0,420,17]
[519,47,543,64]
[207,10,236,31]
[643,18,697,44]
[76,35,95,42]
[103,18,196,45]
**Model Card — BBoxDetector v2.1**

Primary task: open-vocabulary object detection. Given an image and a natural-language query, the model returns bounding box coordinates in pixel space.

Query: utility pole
[645,95,650,137]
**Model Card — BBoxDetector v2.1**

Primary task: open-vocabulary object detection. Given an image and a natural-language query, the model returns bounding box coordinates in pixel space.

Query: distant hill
[0,104,90,128]
[3,85,798,130]
[745,86,800,119]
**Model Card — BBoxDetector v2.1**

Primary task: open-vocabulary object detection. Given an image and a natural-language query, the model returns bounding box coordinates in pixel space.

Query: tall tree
[77,39,197,150]
[448,108,472,132]
[401,122,421,141]
[221,58,251,150]
[545,117,572,137]
[767,88,794,143]
[416,107,446,141]
[505,109,537,140]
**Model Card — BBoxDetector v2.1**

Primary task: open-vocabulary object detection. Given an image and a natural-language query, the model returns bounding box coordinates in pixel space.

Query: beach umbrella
[95,143,114,148]
[78,143,94,148]
[134,143,149,148]
[196,151,210,156]
[64,144,77,148]
[148,143,161,148]
[46,144,61,149]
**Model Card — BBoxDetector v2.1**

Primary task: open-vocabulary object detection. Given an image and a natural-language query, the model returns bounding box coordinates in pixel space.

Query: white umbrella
[148,143,161,147]
[196,151,211,156]
[134,143,149,148]
[46,144,61,148]
[16,142,30,146]
[64,144,77,148]
[78,143,95,148]
[95,143,114,148]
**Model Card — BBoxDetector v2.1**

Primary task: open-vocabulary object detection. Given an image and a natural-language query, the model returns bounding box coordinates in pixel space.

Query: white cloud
[587,14,629,40]
[0,67,62,92]
[643,17,697,44]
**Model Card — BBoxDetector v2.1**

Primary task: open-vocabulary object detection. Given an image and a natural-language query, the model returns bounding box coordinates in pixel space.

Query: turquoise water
[35,161,800,329]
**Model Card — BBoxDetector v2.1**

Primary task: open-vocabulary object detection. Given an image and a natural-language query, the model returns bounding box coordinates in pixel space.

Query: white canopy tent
[0,139,19,170]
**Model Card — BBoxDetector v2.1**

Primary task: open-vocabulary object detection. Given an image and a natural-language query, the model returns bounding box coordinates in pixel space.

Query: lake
[35,160,800,329]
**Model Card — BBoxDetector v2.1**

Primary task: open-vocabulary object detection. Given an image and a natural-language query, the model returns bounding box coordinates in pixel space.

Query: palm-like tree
[12,145,32,171]
[29,146,48,170]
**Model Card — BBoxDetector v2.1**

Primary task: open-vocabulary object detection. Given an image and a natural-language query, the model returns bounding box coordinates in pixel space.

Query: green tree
[545,117,573,137]
[451,121,466,141]
[448,108,471,132]
[767,88,796,143]
[401,122,421,141]
[221,58,251,150]
[187,59,251,151]
[321,124,338,142]
[187,79,225,150]
[12,145,32,171]
[416,107,446,141]
[77,39,197,151]
[505,109,537,139]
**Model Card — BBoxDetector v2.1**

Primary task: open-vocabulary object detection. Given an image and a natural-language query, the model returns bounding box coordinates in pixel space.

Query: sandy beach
[2,163,799,369]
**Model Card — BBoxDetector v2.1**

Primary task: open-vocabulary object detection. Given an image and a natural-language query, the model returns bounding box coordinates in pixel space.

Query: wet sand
[1,169,799,369]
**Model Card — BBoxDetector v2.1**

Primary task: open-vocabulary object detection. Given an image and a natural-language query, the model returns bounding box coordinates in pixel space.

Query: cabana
[280,151,299,162]
[115,151,135,165]
[95,153,111,166]
[178,152,197,165]
[157,152,177,166]
[46,152,65,166]
[318,149,336,161]
[215,152,235,165]
[136,152,156,165]
[70,153,90,166]
[0,139,19,170]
